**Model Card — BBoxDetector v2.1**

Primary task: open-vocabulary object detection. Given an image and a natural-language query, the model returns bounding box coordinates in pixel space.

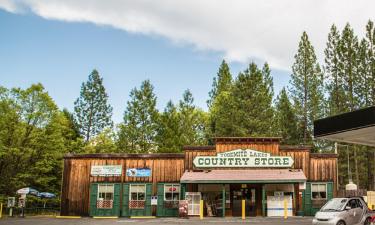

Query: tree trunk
[354,147,359,187]
[368,147,373,190]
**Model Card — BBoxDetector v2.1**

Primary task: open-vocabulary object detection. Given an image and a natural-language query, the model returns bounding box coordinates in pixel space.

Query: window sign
[129,184,146,209]
[151,196,158,205]
[126,168,152,177]
[164,184,180,201]
[193,149,294,168]
[97,184,114,209]
[91,165,122,177]
[311,183,327,200]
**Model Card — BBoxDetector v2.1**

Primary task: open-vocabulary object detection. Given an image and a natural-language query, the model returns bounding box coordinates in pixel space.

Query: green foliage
[207,60,233,108]
[0,84,79,196]
[290,31,324,144]
[231,62,275,136]
[156,101,181,152]
[274,88,299,144]
[325,24,347,115]
[156,90,209,152]
[74,70,113,142]
[83,128,118,153]
[118,80,159,153]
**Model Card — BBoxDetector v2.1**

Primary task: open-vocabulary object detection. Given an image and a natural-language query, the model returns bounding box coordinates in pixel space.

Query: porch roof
[314,106,375,147]
[180,169,306,184]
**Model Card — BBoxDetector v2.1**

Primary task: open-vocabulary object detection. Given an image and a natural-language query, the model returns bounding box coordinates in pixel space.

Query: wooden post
[242,200,245,220]
[0,203,2,219]
[200,200,204,219]
[284,197,288,219]
[222,184,226,217]
[262,185,266,217]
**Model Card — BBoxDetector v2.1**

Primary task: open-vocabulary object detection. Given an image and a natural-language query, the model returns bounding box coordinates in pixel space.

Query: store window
[164,184,180,208]
[97,184,114,209]
[129,184,146,209]
[311,183,327,200]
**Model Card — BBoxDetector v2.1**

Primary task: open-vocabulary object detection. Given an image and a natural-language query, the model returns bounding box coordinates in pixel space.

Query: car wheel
[336,220,346,225]
[364,217,371,225]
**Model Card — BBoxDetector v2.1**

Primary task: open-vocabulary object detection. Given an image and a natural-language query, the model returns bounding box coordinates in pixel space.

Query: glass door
[185,192,201,215]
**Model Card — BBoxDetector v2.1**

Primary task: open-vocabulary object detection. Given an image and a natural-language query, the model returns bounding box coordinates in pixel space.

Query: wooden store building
[60,137,337,217]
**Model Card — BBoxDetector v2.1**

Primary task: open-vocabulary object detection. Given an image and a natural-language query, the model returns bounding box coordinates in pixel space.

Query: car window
[356,199,363,208]
[347,199,358,209]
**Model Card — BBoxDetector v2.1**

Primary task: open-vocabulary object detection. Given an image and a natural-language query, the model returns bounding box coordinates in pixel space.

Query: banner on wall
[91,165,122,176]
[126,168,152,177]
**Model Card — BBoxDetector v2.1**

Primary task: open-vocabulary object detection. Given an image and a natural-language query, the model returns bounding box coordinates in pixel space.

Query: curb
[55,216,82,219]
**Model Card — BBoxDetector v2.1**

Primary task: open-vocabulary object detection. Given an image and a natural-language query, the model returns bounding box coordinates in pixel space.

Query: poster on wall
[91,165,122,177]
[126,168,152,177]
[151,196,158,205]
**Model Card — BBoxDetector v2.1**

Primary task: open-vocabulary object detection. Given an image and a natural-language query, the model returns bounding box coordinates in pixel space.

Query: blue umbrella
[39,192,56,199]
[16,187,39,196]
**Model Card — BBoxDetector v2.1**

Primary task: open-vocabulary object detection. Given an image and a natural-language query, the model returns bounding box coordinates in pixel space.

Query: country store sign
[193,149,294,168]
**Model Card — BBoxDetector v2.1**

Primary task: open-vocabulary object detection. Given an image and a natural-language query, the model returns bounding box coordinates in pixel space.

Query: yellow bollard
[242,200,245,220]
[200,200,204,220]
[284,197,288,219]
[0,203,2,219]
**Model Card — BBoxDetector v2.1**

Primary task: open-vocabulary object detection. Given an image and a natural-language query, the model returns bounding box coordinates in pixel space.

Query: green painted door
[122,183,152,217]
[156,183,179,217]
[89,183,120,217]
[303,182,333,216]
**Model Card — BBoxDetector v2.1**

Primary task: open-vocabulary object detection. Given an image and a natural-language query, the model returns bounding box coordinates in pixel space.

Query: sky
[0,0,374,123]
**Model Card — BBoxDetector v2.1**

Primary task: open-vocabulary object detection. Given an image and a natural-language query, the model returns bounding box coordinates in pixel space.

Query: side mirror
[345,206,351,210]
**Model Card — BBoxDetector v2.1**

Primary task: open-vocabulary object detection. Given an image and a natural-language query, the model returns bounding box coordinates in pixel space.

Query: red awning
[180,169,306,184]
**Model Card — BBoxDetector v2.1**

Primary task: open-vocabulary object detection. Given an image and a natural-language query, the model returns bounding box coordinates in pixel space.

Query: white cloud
[1,0,374,70]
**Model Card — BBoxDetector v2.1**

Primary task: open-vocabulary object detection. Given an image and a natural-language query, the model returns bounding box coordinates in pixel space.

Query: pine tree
[364,20,375,106]
[364,20,375,190]
[209,91,237,137]
[156,101,181,152]
[208,60,234,137]
[275,88,299,144]
[290,32,324,145]
[338,24,362,186]
[231,62,275,136]
[74,70,113,142]
[179,90,207,146]
[118,80,159,153]
[325,25,346,115]
[207,60,233,108]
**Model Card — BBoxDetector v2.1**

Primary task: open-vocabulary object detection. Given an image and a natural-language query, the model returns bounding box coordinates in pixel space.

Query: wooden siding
[279,150,310,178]
[308,157,337,181]
[61,157,185,216]
[61,139,338,216]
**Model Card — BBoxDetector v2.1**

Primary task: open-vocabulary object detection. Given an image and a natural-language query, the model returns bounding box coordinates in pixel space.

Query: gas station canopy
[314,106,375,147]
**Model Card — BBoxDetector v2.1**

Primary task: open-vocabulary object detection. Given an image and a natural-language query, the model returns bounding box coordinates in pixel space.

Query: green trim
[180,180,306,184]
[122,183,152,217]
[156,183,180,217]
[222,184,225,217]
[89,183,121,217]
[303,181,334,216]
[262,185,266,217]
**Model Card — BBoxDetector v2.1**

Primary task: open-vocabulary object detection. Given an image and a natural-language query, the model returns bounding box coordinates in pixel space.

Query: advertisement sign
[193,149,294,168]
[7,197,15,207]
[91,165,122,176]
[151,196,158,205]
[126,168,152,177]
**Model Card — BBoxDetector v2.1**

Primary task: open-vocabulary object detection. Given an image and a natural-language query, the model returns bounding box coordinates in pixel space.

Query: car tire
[364,217,371,225]
[336,220,346,225]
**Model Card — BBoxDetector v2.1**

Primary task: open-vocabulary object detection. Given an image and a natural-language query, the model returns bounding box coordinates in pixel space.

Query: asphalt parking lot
[0,217,314,225]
